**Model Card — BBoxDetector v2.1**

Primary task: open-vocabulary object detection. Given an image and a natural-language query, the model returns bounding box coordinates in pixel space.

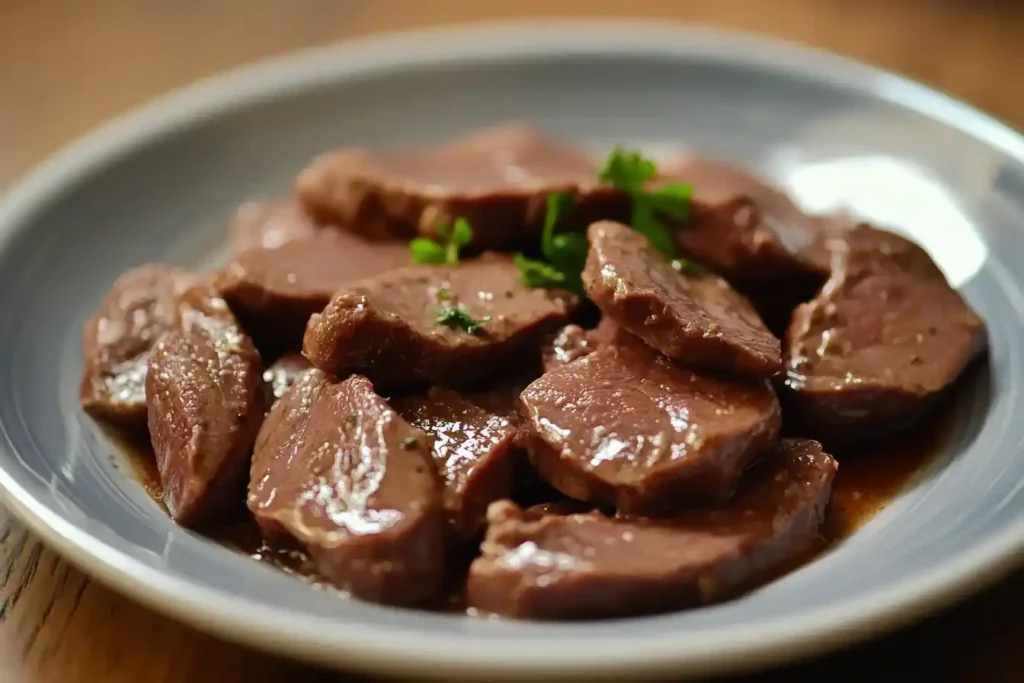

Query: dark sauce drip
[115,386,960,614]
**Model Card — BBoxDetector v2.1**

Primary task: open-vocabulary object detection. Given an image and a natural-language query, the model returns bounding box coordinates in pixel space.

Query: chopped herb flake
[435,306,491,334]
[514,193,587,293]
[401,437,418,450]
[436,287,451,302]
[410,217,474,265]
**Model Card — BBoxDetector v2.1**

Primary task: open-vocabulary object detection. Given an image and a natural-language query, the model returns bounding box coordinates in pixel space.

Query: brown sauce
[112,386,962,610]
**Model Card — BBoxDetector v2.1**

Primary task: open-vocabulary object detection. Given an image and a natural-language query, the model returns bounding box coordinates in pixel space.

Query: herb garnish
[400,437,418,450]
[599,147,692,257]
[410,217,473,265]
[435,306,491,334]
[514,192,588,292]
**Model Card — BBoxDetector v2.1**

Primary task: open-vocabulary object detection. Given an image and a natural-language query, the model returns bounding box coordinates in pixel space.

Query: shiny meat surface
[214,230,409,355]
[393,388,517,541]
[467,439,837,619]
[226,198,322,255]
[146,283,264,527]
[520,329,781,513]
[583,221,782,378]
[784,224,987,440]
[296,123,626,250]
[655,156,826,284]
[303,253,577,388]
[80,264,195,429]
[248,373,445,605]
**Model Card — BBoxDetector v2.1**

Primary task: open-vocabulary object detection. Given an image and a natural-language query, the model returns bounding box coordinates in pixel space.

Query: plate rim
[0,19,1022,681]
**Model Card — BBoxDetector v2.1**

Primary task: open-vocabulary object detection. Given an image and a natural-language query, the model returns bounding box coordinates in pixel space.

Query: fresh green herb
[401,437,419,450]
[410,217,474,265]
[345,413,359,427]
[435,306,491,334]
[515,252,567,289]
[435,287,451,302]
[599,147,691,257]
[514,193,588,292]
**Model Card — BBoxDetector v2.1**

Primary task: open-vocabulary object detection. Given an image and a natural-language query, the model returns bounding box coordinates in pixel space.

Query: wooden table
[1,1,1022,681]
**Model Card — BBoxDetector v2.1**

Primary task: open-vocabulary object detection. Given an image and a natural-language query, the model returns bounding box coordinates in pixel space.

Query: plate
[0,20,1021,681]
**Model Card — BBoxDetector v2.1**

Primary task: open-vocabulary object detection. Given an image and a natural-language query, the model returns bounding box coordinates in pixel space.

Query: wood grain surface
[1,1,1022,681]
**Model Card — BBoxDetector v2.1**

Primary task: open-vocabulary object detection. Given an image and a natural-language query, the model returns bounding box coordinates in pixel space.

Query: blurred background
[2,0,1023,189]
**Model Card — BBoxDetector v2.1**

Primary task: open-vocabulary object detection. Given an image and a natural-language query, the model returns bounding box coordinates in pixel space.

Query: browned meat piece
[467,439,837,620]
[146,283,264,527]
[296,123,626,250]
[540,317,620,372]
[392,388,517,541]
[248,372,445,606]
[80,264,194,429]
[214,231,409,354]
[655,156,826,286]
[784,224,987,440]
[523,499,594,519]
[583,221,782,378]
[520,329,781,513]
[303,254,577,388]
[227,198,322,255]
[261,353,311,410]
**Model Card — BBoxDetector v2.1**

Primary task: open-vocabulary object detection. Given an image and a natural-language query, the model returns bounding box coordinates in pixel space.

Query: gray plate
[0,20,1021,682]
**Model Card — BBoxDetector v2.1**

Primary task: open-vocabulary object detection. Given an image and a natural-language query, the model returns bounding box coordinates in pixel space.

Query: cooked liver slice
[227,198,322,255]
[583,221,782,378]
[146,283,264,527]
[296,123,625,251]
[303,253,577,388]
[261,353,312,409]
[655,156,826,286]
[784,224,987,440]
[393,388,517,541]
[519,329,781,513]
[248,372,445,606]
[80,264,194,429]
[214,231,409,354]
[467,439,836,619]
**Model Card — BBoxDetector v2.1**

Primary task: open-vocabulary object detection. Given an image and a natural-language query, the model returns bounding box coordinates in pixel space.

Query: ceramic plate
[0,21,1021,681]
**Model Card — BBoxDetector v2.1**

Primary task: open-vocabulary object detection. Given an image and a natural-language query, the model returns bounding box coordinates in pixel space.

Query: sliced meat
[583,221,782,378]
[523,499,595,519]
[261,353,311,409]
[784,224,987,440]
[393,388,517,541]
[303,253,577,388]
[467,439,837,620]
[227,198,322,255]
[248,372,445,606]
[296,123,626,251]
[655,156,826,286]
[520,329,781,513]
[463,373,539,422]
[213,231,409,355]
[80,264,194,429]
[540,317,620,372]
[146,283,264,527]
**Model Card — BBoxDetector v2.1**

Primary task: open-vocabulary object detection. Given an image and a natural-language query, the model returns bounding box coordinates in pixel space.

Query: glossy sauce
[116,386,961,609]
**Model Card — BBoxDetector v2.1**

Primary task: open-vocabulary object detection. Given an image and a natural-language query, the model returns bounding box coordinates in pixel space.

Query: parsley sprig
[599,147,692,257]
[435,306,491,334]
[514,193,588,292]
[410,217,473,265]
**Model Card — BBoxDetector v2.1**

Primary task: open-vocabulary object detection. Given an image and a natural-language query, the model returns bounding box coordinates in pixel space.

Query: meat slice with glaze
[260,353,312,410]
[467,439,837,620]
[540,317,618,372]
[303,253,578,388]
[248,372,445,606]
[226,198,322,255]
[392,388,517,541]
[214,230,408,354]
[80,264,194,429]
[296,123,626,251]
[583,221,782,378]
[146,282,265,527]
[519,329,781,513]
[784,224,987,441]
[655,156,827,287]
